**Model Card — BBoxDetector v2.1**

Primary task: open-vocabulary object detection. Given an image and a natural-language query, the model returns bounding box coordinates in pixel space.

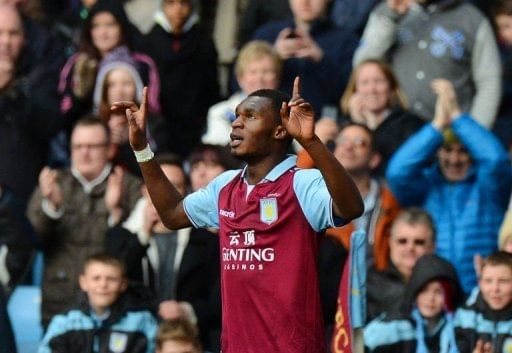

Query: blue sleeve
[363,318,415,351]
[293,169,340,232]
[38,312,92,353]
[386,124,443,206]
[183,170,240,228]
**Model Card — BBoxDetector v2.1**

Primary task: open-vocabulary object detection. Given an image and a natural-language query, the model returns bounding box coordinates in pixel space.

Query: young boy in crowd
[38,253,158,353]
[155,318,203,353]
[454,251,512,353]
[364,254,465,353]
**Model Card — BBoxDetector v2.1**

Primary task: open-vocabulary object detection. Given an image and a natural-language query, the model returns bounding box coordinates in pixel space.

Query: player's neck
[245,154,288,185]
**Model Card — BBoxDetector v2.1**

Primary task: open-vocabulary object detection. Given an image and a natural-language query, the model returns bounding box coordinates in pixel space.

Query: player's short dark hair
[248,89,291,124]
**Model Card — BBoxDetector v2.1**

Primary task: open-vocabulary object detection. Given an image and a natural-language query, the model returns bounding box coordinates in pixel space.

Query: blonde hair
[235,40,282,79]
[340,59,408,115]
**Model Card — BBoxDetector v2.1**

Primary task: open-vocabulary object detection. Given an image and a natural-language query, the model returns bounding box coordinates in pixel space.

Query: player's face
[79,262,127,315]
[231,96,279,160]
[480,264,512,310]
[416,280,445,319]
[91,12,122,56]
[437,142,471,182]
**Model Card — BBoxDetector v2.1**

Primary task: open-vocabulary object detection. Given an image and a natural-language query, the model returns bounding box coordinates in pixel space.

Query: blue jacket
[386,114,512,292]
[364,312,458,353]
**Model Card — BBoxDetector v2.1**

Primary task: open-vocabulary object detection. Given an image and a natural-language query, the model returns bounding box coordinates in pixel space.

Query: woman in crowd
[340,59,424,173]
[55,0,160,165]
[92,52,169,176]
[201,40,282,146]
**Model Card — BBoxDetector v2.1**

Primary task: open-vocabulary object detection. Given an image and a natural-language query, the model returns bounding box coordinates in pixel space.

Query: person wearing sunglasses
[367,208,436,321]
[386,79,512,294]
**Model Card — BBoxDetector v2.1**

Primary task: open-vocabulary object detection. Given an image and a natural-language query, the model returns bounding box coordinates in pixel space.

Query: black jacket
[454,291,512,353]
[142,24,220,158]
[0,65,62,204]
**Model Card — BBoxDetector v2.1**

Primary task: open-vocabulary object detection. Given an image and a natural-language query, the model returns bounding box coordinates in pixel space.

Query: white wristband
[133,144,154,163]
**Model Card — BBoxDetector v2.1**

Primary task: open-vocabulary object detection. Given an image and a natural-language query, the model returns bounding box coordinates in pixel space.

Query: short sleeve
[293,169,342,232]
[183,170,240,228]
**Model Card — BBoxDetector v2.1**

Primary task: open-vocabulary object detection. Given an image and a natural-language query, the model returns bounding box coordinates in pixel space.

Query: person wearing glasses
[317,122,402,340]
[27,116,141,328]
[367,208,436,321]
[328,122,402,271]
[386,79,512,294]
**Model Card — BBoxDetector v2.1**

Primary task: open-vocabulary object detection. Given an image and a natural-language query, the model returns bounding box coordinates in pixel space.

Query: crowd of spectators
[2,0,512,352]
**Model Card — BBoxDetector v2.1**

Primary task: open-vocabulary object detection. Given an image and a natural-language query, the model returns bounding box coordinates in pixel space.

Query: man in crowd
[28,116,141,327]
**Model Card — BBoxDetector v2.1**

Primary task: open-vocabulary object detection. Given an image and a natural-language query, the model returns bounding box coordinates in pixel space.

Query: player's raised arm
[111,87,191,229]
[281,77,364,221]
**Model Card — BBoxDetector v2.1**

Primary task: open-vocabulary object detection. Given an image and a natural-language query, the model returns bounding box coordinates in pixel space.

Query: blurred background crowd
[2,0,512,352]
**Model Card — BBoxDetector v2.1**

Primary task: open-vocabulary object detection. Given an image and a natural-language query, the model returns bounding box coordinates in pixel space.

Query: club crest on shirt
[109,332,128,353]
[260,197,278,225]
[503,338,512,353]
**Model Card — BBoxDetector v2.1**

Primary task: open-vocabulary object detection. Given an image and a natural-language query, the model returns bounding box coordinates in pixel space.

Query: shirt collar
[71,163,113,194]
[154,9,199,34]
[240,155,297,184]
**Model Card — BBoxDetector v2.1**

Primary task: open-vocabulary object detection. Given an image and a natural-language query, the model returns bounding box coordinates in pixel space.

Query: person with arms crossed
[111,77,364,353]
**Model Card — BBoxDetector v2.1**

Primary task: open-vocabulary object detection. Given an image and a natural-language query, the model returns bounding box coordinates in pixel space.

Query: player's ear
[274,124,289,140]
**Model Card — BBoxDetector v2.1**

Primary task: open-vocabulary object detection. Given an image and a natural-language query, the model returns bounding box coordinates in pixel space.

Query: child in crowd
[38,253,158,353]
[454,251,512,353]
[155,318,203,353]
[364,254,465,353]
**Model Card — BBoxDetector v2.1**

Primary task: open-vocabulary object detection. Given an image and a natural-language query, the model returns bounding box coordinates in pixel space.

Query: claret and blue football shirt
[183,155,343,353]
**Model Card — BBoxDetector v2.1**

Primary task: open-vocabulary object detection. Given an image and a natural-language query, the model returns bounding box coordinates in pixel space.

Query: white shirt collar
[71,163,113,194]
